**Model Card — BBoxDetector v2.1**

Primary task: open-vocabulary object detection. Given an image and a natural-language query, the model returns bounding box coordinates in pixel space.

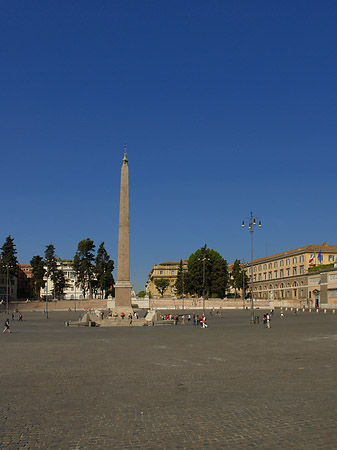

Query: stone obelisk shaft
[114,149,132,309]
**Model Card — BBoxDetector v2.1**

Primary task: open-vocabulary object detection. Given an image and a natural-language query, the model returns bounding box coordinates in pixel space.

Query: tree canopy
[1,235,18,277]
[73,239,96,298]
[154,278,170,297]
[186,245,229,298]
[30,255,46,299]
[175,260,185,297]
[95,242,115,298]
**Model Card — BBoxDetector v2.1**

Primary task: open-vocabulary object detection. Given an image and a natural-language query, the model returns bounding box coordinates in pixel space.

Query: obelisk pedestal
[114,146,133,313]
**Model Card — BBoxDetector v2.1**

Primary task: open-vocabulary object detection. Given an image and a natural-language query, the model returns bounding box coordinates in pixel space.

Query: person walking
[266,312,271,329]
[3,318,11,333]
[18,313,23,322]
[181,315,185,325]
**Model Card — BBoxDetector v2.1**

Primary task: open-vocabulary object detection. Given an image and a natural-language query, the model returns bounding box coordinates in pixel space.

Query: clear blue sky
[1,0,336,292]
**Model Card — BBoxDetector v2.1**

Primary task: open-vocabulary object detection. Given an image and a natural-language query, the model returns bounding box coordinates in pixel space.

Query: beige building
[146,261,188,298]
[245,243,337,307]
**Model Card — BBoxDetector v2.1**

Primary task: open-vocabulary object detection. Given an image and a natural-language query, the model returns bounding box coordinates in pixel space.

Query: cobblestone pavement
[0,309,337,449]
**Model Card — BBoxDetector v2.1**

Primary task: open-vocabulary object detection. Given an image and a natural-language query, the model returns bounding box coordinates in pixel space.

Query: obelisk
[114,145,133,311]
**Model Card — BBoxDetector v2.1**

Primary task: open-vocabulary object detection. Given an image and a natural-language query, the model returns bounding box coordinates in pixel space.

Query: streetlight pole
[242,210,262,324]
[198,245,210,313]
[242,259,246,310]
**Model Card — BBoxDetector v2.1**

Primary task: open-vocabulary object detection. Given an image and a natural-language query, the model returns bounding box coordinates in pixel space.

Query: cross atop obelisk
[114,145,133,311]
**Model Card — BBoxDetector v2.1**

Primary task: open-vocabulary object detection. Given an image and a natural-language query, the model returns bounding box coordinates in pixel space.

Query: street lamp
[241,259,246,310]
[199,245,210,313]
[242,210,262,324]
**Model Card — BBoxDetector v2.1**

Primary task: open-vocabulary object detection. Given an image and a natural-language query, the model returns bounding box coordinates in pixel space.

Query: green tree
[0,236,18,303]
[44,244,59,298]
[137,290,146,298]
[95,242,115,299]
[73,238,96,298]
[30,255,46,299]
[53,268,66,299]
[154,278,170,297]
[231,259,249,298]
[1,235,18,277]
[186,245,229,298]
[175,260,185,297]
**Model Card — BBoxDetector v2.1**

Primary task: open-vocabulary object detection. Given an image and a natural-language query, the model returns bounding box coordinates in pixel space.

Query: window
[293,268,297,276]
[280,260,284,267]
[300,266,304,275]
[329,255,335,262]
[258,265,261,271]
[268,272,272,279]
[274,262,278,268]
[274,271,278,278]
[254,274,256,281]
[280,269,284,277]
[293,257,297,264]
[268,263,272,269]
[258,274,261,281]
[321,254,324,262]
[286,259,290,266]
[263,264,267,270]
[171,271,175,275]
[286,269,290,276]
[254,266,257,273]
[300,255,304,263]
[160,270,163,275]
[264,273,267,280]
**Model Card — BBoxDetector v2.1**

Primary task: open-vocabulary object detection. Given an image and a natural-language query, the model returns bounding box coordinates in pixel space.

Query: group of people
[262,310,274,328]
[160,313,208,328]
[3,311,23,334]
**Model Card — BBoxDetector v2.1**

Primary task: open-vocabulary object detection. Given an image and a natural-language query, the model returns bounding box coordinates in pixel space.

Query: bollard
[302,309,305,312]
[324,309,327,314]
[285,307,288,311]
[316,309,319,313]
[291,307,293,311]
[333,310,335,314]
[309,308,312,312]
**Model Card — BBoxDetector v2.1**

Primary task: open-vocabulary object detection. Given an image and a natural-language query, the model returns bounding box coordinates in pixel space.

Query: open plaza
[1,308,336,449]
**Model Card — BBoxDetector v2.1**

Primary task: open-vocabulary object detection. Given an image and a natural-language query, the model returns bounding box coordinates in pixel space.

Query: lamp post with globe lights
[242,211,262,324]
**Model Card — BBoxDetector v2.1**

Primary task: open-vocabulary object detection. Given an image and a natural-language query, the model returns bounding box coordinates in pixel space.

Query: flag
[318,251,322,263]
[309,252,316,263]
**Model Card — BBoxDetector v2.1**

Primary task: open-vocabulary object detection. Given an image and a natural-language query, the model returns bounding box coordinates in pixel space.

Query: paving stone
[0,309,337,449]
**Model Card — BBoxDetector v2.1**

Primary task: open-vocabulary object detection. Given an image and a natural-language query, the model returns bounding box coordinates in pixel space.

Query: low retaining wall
[2,299,107,312]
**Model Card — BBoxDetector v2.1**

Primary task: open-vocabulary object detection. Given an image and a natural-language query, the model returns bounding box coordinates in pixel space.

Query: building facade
[245,243,337,307]
[146,261,188,298]
[42,260,103,300]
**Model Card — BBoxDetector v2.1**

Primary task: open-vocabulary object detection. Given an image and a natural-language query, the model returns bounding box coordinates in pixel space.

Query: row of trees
[154,245,249,298]
[30,239,115,299]
[73,239,114,299]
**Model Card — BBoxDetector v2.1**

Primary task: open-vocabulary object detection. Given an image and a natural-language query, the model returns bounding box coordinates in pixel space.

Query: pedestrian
[280,310,284,318]
[181,315,185,325]
[128,313,132,324]
[3,318,11,333]
[202,314,208,328]
[266,312,270,328]
[18,313,23,322]
[263,314,267,328]
[11,312,15,321]
[187,314,191,322]
[193,314,196,326]
[121,312,125,319]
[175,314,179,325]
